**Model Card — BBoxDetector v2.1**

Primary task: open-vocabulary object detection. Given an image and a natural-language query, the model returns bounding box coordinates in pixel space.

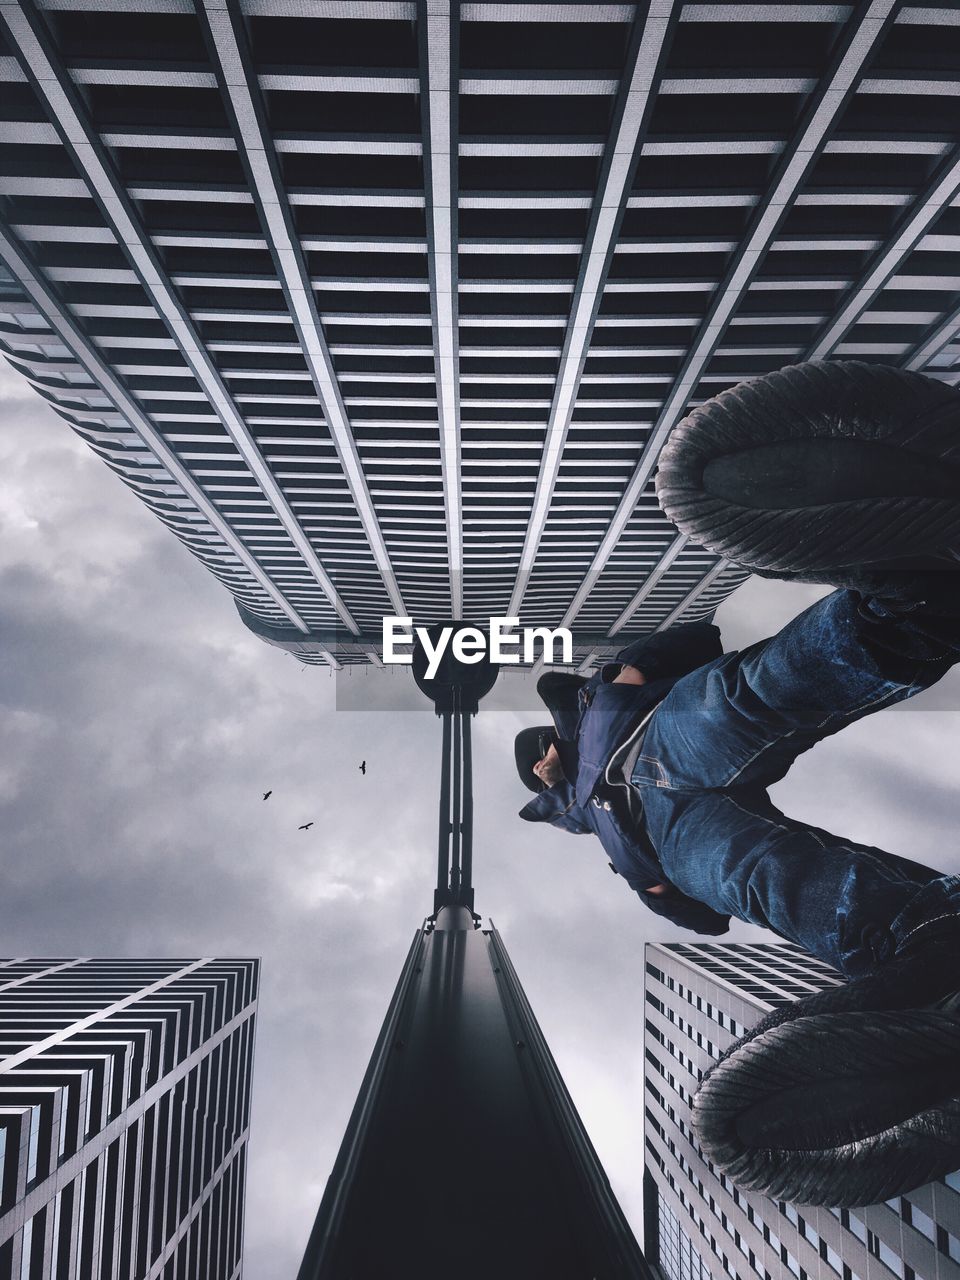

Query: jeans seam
[723,680,915,788]
[722,794,919,887]
[898,911,958,948]
[721,792,902,968]
[724,792,826,848]
[705,793,813,932]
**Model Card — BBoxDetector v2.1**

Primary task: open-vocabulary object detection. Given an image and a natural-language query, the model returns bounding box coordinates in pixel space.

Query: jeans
[631,589,960,977]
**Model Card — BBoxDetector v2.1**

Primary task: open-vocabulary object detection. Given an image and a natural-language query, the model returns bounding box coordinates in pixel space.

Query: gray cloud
[4,367,960,1275]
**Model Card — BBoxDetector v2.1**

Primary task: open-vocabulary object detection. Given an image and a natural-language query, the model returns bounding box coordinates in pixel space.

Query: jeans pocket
[630,753,671,788]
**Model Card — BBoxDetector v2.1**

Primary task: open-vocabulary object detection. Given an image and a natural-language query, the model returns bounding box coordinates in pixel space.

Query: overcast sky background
[3,360,960,1278]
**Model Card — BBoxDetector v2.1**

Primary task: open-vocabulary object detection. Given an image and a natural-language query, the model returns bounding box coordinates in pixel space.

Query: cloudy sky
[3,361,960,1277]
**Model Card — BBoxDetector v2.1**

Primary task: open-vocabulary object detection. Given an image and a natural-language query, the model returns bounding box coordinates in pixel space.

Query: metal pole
[450,690,462,895]
[436,710,451,897]
[460,705,474,897]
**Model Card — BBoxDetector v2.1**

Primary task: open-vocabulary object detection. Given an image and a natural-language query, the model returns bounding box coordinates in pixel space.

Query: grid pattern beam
[3,3,955,666]
[0,1004,251,1249]
[0,958,207,1076]
[554,0,900,630]
[0,225,314,632]
[808,147,960,358]
[657,559,729,630]
[507,0,677,621]
[2,0,361,633]
[905,297,960,373]
[0,959,258,1279]
[144,1132,249,1280]
[609,532,688,635]
[420,0,464,617]
[200,0,407,618]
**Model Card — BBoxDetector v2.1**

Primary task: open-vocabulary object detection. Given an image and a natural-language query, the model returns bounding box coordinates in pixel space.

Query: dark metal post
[436,709,452,897]
[460,704,474,896]
[299,625,651,1277]
[449,693,462,896]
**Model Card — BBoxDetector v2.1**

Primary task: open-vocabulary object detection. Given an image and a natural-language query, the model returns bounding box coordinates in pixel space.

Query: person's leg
[637,587,957,795]
[628,589,960,971]
[637,782,960,977]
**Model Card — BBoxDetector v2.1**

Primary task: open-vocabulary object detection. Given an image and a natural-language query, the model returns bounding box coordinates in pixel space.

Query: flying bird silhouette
[359,761,366,775]
[298,822,314,831]
[262,790,272,801]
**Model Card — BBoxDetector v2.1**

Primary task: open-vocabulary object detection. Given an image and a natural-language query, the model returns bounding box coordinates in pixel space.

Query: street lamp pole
[296,627,651,1280]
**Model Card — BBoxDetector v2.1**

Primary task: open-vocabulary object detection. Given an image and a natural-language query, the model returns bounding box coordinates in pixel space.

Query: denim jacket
[519,621,731,936]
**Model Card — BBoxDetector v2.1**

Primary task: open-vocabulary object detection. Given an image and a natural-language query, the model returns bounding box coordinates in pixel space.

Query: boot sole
[655,361,960,579]
[693,1004,960,1207]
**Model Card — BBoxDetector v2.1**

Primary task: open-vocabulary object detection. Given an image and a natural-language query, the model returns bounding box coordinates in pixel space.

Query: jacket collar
[519,778,578,823]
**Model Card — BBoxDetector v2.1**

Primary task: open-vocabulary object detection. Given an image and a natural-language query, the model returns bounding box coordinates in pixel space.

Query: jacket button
[602,801,612,811]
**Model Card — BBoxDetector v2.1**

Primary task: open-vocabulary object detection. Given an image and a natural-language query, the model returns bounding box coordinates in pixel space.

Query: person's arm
[637,884,732,935]
[616,621,723,680]
[535,670,587,741]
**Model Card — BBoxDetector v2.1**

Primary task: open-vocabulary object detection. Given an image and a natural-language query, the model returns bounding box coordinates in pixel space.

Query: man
[516,360,960,982]
[517,618,733,935]
[515,358,960,1206]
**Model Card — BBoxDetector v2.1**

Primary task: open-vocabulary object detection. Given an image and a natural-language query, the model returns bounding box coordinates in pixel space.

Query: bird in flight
[298,822,314,831]
[359,761,366,775]
[262,790,272,801]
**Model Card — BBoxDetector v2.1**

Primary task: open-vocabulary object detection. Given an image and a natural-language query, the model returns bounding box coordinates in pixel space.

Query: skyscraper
[643,941,960,1280]
[0,957,258,1280]
[6,3,959,669]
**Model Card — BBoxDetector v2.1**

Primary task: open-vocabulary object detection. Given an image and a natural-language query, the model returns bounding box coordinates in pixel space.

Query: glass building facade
[0,957,258,1280]
[5,3,960,669]
[644,941,960,1280]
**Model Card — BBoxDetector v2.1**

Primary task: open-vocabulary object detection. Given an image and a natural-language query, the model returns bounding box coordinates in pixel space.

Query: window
[878,1237,903,1276]
[907,1203,936,1243]
[783,1248,801,1278]
[845,1212,867,1244]
[819,1240,841,1274]
[868,1230,905,1277]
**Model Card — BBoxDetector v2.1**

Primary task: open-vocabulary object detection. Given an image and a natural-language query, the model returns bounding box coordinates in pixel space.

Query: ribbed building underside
[1,0,959,667]
[0,958,258,1280]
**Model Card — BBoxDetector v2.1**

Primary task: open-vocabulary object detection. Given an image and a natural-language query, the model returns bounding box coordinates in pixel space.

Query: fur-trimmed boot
[691,921,960,1207]
[655,360,960,612]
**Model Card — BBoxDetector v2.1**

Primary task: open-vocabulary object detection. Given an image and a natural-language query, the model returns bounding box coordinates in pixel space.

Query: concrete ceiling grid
[0,223,328,642]
[1,2,959,670]
[198,0,409,621]
[420,0,464,622]
[1,0,361,649]
[553,0,904,642]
